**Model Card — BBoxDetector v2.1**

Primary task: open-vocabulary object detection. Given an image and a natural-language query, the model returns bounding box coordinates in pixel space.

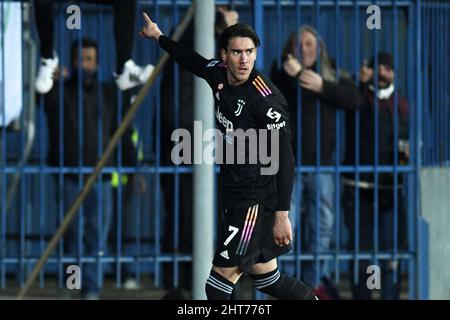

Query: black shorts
[213,203,292,273]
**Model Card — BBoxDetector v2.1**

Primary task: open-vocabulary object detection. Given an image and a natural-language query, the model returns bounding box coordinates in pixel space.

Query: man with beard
[42,38,137,299]
[342,52,410,300]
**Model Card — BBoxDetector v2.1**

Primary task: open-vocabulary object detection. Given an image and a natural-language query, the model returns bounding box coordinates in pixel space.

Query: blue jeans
[63,178,112,296]
[122,182,141,277]
[289,173,335,288]
[343,186,405,300]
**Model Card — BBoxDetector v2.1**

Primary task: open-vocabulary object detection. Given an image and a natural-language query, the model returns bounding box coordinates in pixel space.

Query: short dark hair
[219,23,260,51]
[369,51,394,71]
[70,38,98,63]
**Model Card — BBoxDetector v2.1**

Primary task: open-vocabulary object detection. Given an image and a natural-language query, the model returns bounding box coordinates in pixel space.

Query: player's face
[299,31,317,68]
[221,37,257,86]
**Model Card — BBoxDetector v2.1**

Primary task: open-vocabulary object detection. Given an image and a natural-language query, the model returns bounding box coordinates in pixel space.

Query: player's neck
[227,73,249,87]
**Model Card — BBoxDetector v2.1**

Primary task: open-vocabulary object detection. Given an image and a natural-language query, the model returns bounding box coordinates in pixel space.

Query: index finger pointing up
[142,12,152,24]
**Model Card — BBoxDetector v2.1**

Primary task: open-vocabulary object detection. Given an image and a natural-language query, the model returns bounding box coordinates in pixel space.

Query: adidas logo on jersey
[220,250,229,260]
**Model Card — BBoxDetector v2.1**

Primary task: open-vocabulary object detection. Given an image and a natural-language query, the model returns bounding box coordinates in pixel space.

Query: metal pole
[192,0,215,300]
[415,0,426,300]
[253,0,264,70]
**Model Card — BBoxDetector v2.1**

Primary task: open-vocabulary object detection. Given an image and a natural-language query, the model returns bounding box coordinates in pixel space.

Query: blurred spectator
[342,52,409,300]
[111,126,147,290]
[271,25,363,299]
[160,6,238,299]
[42,38,138,299]
[34,0,154,94]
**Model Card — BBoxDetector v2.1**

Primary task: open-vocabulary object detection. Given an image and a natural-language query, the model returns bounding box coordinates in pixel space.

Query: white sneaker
[123,278,140,290]
[35,54,59,94]
[114,59,154,91]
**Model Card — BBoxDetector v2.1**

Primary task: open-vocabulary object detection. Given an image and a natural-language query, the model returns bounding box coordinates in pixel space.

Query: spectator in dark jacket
[43,38,137,299]
[271,25,364,299]
[342,52,409,300]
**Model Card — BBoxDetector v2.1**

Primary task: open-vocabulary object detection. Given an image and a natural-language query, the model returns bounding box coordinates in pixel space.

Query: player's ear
[220,48,227,63]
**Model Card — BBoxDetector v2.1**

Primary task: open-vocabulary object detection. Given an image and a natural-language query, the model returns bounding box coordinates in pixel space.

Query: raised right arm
[140,12,212,80]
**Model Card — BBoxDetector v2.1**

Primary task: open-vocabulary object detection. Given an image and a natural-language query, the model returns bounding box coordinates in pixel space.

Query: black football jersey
[159,35,294,211]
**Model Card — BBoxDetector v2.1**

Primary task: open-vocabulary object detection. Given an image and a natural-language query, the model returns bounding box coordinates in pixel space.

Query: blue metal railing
[421,2,450,167]
[257,1,418,297]
[0,0,448,299]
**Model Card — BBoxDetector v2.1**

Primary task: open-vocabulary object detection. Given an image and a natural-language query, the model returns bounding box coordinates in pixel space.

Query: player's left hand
[273,211,292,246]
[299,69,323,93]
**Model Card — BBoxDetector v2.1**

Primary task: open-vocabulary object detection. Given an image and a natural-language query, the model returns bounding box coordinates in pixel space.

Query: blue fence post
[334,0,341,285]
[310,0,322,290]
[415,0,426,300]
[56,2,65,289]
[153,0,162,289]
[446,2,450,164]
[75,15,84,279]
[253,0,265,301]
[392,0,399,288]
[406,1,415,299]
[253,0,264,70]
[294,0,303,283]
[418,216,429,299]
[352,0,361,289]
[172,0,180,289]
[372,17,380,272]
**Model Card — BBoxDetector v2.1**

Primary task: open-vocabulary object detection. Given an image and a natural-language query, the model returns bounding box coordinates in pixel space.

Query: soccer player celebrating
[140,12,316,300]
